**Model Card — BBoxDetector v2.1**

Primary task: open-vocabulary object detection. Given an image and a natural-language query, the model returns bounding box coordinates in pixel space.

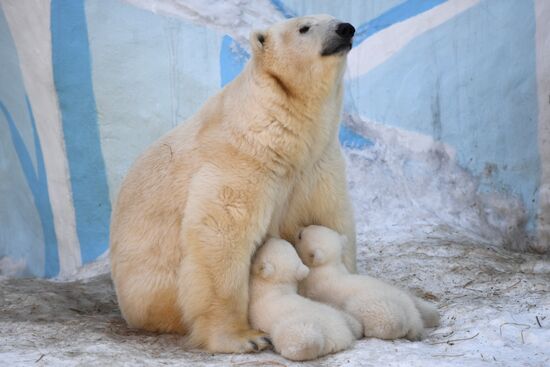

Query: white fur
[249,238,361,361]
[109,15,357,352]
[296,225,440,340]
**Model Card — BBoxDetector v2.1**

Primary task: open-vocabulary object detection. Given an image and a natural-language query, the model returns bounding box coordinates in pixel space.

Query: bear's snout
[336,23,355,39]
[321,22,355,56]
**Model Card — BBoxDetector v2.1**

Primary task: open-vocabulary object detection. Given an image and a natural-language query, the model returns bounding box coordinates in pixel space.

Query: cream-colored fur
[296,225,440,341]
[249,238,361,361]
[110,15,356,353]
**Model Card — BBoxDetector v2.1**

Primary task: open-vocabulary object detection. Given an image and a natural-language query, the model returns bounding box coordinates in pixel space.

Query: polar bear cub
[296,225,440,341]
[249,238,361,361]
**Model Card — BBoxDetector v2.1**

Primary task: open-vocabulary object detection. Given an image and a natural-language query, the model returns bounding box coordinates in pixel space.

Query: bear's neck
[223,62,344,174]
[250,61,343,116]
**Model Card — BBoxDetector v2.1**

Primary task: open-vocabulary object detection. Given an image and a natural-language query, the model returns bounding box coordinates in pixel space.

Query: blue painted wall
[0,0,546,276]
[85,0,221,201]
[350,0,540,228]
[0,7,46,276]
[278,0,406,26]
[51,0,111,263]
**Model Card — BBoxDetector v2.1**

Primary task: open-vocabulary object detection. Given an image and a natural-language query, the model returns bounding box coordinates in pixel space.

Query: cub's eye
[299,25,310,34]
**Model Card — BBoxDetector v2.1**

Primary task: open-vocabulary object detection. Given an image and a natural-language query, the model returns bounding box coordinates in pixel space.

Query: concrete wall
[0,0,548,277]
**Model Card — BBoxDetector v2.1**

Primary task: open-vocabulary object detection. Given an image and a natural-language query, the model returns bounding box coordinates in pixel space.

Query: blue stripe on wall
[354,0,447,45]
[0,98,60,277]
[220,35,249,88]
[269,0,297,19]
[339,125,374,150]
[270,0,447,44]
[51,0,111,263]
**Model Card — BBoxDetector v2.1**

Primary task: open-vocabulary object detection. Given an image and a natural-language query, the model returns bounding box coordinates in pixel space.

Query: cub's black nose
[336,22,355,39]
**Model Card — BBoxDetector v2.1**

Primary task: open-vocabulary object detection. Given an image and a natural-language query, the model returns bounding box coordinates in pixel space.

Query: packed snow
[1,236,549,366]
[343,114,536,252]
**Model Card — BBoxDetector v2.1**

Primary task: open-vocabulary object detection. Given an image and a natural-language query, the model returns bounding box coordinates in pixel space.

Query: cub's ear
[250,30,267,53]
[254,260,274,279]
[296,263,310,281]
[309,249,325,266]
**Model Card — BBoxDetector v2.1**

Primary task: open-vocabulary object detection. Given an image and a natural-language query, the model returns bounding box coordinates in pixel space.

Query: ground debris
[1,240,549,366]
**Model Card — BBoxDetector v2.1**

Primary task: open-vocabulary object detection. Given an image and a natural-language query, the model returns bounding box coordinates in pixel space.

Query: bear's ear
[309,249,325,266]
[296,263,310,281]
[255,260,274,279]
[250,30,267,53]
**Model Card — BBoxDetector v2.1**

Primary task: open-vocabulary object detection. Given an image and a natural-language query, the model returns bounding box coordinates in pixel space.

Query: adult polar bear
[110,15,357,353]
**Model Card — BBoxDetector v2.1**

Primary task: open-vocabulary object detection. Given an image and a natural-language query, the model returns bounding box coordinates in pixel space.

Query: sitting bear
[296,225,440,341]
[249,238,361,361]
[110,15,358,352]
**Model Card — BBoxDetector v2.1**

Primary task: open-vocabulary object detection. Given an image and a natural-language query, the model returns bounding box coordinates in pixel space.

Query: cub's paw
[207,329,272,353]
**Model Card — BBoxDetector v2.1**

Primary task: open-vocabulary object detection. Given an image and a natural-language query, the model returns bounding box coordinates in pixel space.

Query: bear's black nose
[336,23,355,39]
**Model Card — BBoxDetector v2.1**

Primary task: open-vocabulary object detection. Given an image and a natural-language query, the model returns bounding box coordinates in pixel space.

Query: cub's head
[295,225,347,267]
[252,238,310,284]
[250,15,355,96]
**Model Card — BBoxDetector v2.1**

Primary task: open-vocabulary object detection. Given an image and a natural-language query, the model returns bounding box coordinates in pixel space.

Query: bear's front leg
[282,141,357,272]
[177,165,274,353]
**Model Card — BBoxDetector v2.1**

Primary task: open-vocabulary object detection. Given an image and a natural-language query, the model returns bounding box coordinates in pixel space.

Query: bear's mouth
[321,41,352,57]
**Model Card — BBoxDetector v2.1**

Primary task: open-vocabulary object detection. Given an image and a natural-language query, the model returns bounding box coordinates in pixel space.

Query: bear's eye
[299,25,310,34]
[257,34,265,45]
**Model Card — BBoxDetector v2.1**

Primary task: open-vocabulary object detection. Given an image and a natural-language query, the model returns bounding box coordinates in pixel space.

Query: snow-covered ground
[1,124,549,366]
[1,235,549,366]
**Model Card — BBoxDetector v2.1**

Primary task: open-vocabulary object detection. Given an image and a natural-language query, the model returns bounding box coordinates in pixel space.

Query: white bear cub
[296,225,440,341]
[249,238,362,361]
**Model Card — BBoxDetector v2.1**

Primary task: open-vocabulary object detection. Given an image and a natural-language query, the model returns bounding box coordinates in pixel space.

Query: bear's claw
[263,336,273,347]
[249,341,259,351]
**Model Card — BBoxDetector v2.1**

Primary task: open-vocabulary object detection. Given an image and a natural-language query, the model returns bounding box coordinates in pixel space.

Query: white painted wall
[535,0,550,252]
[1,0,81,276]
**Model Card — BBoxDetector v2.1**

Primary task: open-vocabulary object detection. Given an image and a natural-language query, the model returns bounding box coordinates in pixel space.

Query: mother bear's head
[250,15,355,98]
